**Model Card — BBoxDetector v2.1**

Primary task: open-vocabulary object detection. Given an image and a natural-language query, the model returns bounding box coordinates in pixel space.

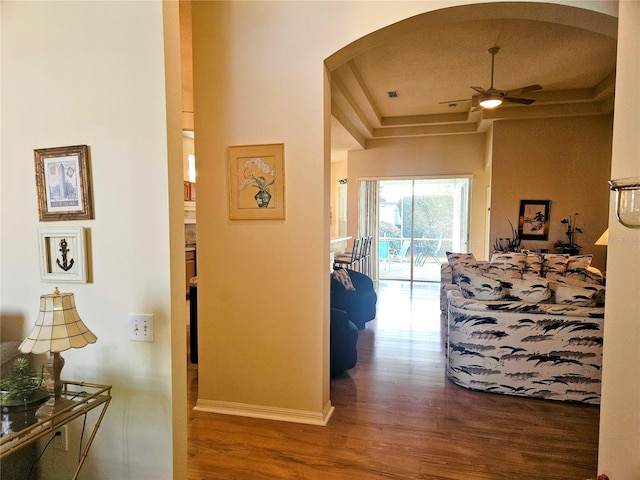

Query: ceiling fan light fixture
[479,95,503,109]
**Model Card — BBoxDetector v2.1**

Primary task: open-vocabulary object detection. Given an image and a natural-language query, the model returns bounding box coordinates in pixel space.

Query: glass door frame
[376,176,470,282]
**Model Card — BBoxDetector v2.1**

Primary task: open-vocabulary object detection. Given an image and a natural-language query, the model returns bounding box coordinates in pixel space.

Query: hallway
[187,281,599,479]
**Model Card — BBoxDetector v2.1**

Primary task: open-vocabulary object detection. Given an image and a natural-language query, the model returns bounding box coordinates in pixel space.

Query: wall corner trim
[194,399,335,426]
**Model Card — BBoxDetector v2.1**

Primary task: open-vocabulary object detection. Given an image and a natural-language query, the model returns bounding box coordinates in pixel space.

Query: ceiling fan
[441,46,542,109]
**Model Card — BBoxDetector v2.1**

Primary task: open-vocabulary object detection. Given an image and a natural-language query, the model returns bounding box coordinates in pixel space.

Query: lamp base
[36,396,74,418]
[36,351,71,418]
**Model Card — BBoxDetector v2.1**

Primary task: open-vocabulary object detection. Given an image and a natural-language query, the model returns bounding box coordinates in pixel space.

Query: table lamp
[595,228,609,246]
[19,288,97,417]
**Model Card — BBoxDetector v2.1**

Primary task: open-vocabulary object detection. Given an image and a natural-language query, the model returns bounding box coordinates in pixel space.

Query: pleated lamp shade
[19,288,97,355]
[595,228,609,246]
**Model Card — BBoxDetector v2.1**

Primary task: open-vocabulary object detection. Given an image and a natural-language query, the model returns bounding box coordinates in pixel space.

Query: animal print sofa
[442,251,605,404]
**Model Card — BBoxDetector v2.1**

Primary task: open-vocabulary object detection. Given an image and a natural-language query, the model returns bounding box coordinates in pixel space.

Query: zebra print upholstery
[446,289,604,404]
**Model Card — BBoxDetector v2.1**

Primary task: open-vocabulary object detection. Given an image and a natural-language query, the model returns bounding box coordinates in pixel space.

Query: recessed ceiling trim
[373,123,478,138]
[332,76,374,136]
[331,102,366,149]
[381,112,469,126]
[481,101,604,120]
[347,60,382,125]
[327,3,617,150]
[594,71,616,100]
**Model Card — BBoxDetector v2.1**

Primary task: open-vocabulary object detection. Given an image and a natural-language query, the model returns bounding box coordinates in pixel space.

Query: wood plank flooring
[187,281,599,479]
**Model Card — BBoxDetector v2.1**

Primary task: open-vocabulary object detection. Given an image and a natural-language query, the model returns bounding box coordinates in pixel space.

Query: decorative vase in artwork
[254,190,272,208]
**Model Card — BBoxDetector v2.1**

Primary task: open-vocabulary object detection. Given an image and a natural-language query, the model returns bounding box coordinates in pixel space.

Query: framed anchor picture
[38,227,88,283]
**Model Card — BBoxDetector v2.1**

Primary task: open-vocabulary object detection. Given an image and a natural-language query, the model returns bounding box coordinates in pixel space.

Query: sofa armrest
[446,288,464,300]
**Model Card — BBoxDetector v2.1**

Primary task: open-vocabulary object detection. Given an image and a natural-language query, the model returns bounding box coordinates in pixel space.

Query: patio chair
[416,234,444,266]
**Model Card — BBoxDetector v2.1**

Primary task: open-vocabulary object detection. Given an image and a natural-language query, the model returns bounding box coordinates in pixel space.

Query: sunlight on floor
[374,280,442,332]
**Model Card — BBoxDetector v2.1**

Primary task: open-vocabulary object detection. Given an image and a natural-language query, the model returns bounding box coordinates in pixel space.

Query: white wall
[0,1,185,478]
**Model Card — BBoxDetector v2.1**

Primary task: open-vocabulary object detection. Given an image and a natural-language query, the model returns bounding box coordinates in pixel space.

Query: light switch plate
[129,314,154,342]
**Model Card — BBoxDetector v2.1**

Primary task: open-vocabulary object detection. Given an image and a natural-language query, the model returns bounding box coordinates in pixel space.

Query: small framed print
[227,143,285,220]
[34,145,94,221]
[518,200,551,240]
[38,227,88,283]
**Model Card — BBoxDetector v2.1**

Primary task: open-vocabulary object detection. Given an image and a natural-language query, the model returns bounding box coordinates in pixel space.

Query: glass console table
[0,381,112,480]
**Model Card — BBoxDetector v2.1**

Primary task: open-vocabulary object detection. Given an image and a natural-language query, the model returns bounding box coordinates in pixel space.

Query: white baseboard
[194,398,335,426]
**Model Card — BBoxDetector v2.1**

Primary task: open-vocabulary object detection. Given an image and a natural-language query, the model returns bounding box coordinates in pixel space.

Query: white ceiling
[330,13,617,158]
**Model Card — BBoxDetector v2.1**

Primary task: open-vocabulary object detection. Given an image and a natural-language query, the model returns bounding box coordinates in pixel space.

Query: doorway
[378,178,469,282]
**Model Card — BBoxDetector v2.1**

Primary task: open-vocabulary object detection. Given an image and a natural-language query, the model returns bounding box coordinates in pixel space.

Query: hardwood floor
[187,281,600,479]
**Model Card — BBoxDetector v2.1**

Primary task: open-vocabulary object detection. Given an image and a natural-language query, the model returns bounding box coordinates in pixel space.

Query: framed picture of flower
[518,199,551,240]
[227,143,285,220]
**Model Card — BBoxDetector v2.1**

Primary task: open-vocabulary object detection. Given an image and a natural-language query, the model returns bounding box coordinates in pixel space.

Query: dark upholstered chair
[189,277,198,364]
[330,308,358,377]
[331,269,377,330]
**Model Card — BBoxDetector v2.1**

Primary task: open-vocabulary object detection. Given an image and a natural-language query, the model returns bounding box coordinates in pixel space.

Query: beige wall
[330,160,348,239]
[190,2,637,476]
[598,1,640,477]
[183,133,195,181]
[2,1,636,478]
[491,115,613,271]
[0,1,184,478]
[342,114,613,271]
[191,0,503,422]
[346,135,491,260]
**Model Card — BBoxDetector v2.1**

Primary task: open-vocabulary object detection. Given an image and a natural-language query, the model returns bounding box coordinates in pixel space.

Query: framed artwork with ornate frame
[518,199,551,240]
[227,143,285,220]
[34,144,94,221]
[38,227,88,283]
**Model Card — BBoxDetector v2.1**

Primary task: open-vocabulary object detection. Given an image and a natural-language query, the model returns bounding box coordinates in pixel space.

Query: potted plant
[554,213,583,255]
[0,356,48,432]
[239,157,275,208]
[494,220,522,253]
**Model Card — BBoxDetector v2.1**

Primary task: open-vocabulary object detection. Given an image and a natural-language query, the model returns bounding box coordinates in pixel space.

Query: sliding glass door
[378,178,469,282]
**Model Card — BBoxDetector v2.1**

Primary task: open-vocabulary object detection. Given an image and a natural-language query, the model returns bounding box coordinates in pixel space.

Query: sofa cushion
[554,283,598,307]
[447,290,604,318]
[567,254,593,271]
[494,275,552,303]
[451,263,482,284]
[565,266,604,285]
[542,253,569,280]
[552,276,606,305]
[523,252,544,276]
[487,252,527,278]
[457,269,504,301]
[446,251,476,265]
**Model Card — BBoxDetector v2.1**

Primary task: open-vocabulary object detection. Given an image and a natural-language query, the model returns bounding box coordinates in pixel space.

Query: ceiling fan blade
[505,84,542,96]
[470,86,487,94]
[503,96,535,105]
[439,98,471,104]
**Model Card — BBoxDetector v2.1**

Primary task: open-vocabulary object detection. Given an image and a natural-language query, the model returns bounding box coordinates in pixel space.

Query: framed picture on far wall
[518,199,551,240]
[34,144,94,221]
